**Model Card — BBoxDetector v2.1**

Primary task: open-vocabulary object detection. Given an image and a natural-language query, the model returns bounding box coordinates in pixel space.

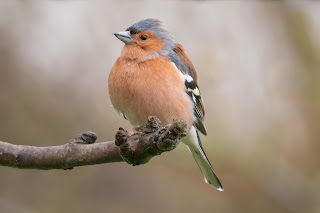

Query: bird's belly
[108,57,193,128]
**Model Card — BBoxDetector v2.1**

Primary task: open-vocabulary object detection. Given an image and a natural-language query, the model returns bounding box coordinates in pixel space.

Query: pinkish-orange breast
[108,56,193,128]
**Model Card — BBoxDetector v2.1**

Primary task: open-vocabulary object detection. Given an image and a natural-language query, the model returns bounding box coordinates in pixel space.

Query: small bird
[108,19,223,190]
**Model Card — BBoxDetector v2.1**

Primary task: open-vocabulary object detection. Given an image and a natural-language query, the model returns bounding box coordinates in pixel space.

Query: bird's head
[114,19,174,60]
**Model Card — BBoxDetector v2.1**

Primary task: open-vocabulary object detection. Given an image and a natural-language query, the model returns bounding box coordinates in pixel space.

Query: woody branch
[0,116,187,170]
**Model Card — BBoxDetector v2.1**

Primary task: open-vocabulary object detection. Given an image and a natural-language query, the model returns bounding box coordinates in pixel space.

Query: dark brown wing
[171,44,207,135]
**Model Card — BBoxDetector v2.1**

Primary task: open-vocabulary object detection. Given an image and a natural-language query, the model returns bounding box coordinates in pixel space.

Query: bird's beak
[114,31,133,44]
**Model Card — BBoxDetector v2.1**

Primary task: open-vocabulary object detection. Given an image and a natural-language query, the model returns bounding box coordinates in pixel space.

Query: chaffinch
[108,19,223,190]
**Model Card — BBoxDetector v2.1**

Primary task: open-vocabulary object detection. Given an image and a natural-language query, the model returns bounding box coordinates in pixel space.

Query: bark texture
[0,116,187,170]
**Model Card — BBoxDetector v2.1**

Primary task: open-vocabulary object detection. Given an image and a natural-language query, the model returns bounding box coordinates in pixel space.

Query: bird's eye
[140,35,148,40]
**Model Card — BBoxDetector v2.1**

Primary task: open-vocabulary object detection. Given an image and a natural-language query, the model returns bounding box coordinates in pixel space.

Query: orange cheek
[120,39,165,59]
[140,39,165,52]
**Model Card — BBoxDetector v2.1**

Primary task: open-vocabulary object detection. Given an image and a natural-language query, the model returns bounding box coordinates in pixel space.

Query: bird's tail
[182,126,223,191]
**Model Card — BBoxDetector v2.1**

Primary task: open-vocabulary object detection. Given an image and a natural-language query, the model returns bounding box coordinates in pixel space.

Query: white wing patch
[171,62,207,135]
[187,87,200,96]
[184,74,193,82]
[173,62,194,83]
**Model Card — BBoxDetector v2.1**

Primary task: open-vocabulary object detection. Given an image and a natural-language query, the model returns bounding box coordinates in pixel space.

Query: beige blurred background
[0,0,319,213]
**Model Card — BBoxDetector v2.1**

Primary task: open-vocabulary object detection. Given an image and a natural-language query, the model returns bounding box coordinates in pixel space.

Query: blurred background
[0,0,319,213]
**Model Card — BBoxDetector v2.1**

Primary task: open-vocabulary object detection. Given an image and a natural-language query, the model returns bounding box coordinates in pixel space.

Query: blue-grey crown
[126,19,175,56]
[126,19,163,34]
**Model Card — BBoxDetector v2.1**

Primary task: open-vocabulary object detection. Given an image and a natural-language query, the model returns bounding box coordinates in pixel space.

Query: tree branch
[0,116,187,170]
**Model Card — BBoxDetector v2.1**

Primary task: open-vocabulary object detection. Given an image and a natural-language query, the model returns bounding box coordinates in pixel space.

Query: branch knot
[115,116,187,166]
